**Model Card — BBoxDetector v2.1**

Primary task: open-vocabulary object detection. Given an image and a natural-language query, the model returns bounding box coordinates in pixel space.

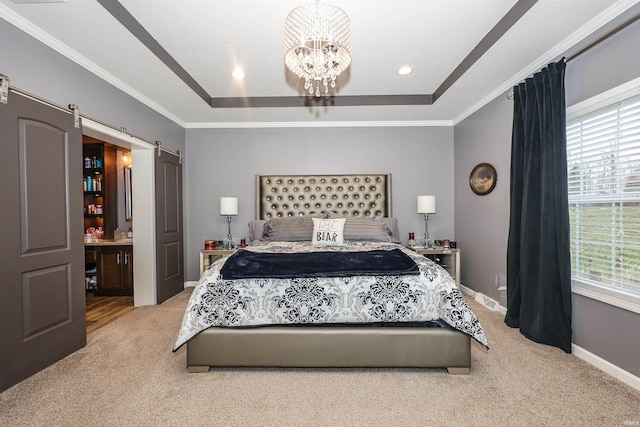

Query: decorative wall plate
[469,163,497,195]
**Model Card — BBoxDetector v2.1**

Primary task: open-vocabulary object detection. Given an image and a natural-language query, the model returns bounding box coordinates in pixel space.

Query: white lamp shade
[417,195,436,214]
[220,197,238,215]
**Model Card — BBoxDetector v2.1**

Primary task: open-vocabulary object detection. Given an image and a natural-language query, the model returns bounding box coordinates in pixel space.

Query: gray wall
[184,126,454,280]
[0,18,185,152]
[453,16,640,377]
[454,94,512,306]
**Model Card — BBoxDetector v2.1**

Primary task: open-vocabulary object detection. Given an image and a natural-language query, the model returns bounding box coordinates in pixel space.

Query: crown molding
[0,4,186,128]
[185,120,454,129]
[452,0,640,125]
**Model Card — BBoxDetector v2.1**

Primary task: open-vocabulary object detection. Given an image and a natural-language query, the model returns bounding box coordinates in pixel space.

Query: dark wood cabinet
[85,247,98,292]
[86,245,133,296]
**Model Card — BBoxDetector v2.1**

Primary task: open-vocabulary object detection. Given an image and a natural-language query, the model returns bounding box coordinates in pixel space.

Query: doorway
[82,136,135,331]
[82,119,157,307]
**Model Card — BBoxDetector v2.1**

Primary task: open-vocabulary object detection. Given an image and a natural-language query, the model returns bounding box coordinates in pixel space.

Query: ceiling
[1,0,638,127]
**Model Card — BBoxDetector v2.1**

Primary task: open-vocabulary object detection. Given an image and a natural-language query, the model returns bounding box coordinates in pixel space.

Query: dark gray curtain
[505,60,572,353]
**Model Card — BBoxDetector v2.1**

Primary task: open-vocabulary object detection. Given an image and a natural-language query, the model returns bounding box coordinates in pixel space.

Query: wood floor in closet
[86,296,135,334]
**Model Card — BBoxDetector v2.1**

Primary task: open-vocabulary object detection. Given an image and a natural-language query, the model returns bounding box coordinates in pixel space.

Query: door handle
[117,252,121,264]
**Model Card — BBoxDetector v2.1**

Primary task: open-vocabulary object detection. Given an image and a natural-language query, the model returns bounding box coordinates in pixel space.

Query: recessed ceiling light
[232,69,245,79]
[397,66,413,76]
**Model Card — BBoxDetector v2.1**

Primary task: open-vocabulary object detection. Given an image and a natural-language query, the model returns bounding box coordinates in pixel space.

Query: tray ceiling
[0,0,638,127]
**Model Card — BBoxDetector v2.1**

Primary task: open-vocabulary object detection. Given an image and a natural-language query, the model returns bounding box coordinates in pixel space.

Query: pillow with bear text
[311,218,345,246]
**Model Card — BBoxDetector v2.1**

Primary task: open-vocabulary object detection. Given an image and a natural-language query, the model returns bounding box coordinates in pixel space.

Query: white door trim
[82,118,156,306]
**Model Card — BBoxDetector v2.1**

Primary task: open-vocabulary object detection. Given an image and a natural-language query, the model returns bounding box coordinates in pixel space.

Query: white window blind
[567,93,640,298]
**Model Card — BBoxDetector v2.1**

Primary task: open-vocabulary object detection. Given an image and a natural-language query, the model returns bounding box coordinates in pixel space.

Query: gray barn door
[0,92,85,392]
[155,148,184,303]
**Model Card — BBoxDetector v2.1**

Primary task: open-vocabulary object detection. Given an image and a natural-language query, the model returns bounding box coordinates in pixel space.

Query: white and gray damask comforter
[173,241,488,351]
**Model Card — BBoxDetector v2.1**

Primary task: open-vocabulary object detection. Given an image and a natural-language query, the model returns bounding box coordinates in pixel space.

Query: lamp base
[226,216,235,250]
[423,213,432,248]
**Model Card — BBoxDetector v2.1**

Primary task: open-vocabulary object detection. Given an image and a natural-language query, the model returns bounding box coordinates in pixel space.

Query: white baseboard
[460,284,476,298]
[184,280,198,288]
[464,287,640,392]
[572,344,640,391]
[461,285,507,315]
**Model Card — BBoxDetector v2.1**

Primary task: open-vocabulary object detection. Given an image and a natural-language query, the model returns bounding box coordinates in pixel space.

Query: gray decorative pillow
[261,214,324,241]
[379,217,401,243]
[247,220,267,242]
[344,218,394,242]
[325,213,396,242]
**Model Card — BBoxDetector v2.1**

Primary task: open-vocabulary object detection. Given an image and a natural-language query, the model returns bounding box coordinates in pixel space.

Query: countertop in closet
[84,238,133,246]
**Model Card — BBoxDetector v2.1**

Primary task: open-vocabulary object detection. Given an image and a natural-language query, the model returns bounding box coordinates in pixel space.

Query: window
[567,91,640,310]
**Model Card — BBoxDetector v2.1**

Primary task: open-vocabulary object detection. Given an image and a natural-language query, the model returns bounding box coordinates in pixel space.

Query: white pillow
[312,218,345,246]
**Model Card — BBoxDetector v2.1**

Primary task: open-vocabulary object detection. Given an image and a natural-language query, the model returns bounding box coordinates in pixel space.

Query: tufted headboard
[255,174,392,220]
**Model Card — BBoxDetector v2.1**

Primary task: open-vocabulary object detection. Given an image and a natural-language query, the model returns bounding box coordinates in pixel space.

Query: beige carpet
[1,289,638,427]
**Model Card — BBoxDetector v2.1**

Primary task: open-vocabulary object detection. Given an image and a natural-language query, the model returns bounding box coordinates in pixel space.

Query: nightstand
[410,247,461,288]
[199,249,236,275]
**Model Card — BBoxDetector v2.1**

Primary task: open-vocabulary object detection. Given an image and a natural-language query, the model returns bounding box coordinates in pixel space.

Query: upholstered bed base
[186,325,471,375]
[185,173,472,375]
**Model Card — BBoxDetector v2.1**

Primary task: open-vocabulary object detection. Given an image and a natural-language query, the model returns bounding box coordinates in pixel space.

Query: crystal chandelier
[284,1,352,97]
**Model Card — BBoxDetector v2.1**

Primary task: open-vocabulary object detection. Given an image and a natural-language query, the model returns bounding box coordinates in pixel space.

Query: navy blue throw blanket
[220,249,419,279]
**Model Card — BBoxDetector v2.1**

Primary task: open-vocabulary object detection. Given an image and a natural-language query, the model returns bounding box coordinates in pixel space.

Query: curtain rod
[507,12,639,99]
[565,12,640,62]
[0,74,180,159]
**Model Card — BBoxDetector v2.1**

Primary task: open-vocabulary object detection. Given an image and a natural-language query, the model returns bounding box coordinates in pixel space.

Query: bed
[175,174,488,374]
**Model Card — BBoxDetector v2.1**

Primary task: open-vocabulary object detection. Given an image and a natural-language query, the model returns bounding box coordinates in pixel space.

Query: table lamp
[417,195,436,247]
[220,197,238,250]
